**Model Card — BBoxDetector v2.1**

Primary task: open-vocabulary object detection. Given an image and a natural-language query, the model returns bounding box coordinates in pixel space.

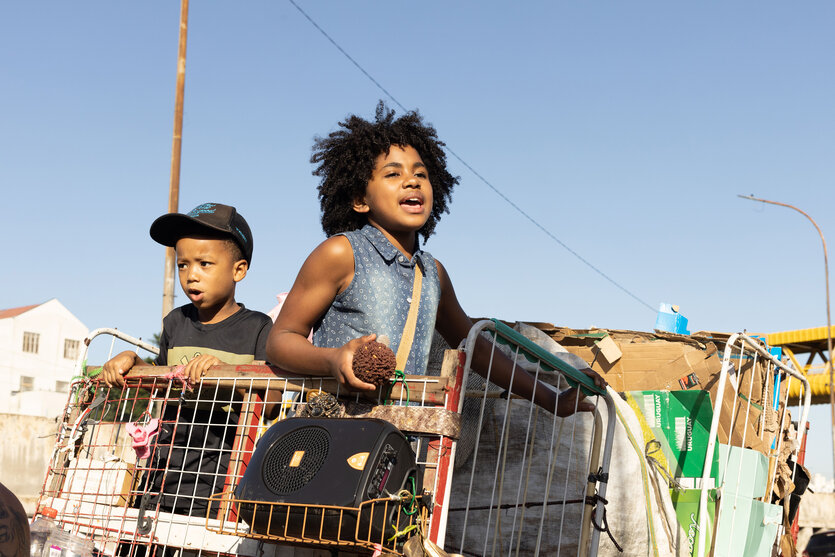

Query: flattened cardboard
[591,334,622,364]
[714,492,782,557]
[556,331,771,456]
[717,444,769,499]
[670,488,716,557]
[559,337,722,393]
[630,390,718,479]
[697,364,769,455]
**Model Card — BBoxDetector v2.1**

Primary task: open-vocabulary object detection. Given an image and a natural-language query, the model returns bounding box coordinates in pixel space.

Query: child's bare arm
[266,237,376,391]
[434,260,606,416]
[102,350,147,388]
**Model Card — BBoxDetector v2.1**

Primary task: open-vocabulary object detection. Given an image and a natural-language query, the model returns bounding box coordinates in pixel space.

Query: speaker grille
[262,426,330,494]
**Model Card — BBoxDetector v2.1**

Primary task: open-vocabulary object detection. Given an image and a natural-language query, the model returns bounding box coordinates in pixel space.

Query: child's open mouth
[400,195,424,213]
[188,289,204,301]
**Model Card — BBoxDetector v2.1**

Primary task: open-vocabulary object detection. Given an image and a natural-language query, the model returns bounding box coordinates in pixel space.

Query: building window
[22,332,39,354]
[56,380,69,392]
[19,376,34,392]
[64,339,80,360]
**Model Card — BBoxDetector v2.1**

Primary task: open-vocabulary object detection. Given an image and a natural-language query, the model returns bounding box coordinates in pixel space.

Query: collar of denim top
[359,224,427,272]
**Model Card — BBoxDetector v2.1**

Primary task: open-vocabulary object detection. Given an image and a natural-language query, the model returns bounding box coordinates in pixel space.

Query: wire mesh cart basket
[34,322,614,556]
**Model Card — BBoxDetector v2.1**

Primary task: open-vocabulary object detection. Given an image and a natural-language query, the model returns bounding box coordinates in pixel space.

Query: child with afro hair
[267,102,604,415]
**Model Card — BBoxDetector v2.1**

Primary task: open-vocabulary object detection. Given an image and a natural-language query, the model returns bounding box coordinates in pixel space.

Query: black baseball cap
[150,202,253,265]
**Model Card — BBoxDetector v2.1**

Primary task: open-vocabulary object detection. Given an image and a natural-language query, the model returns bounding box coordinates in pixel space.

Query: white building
[0,299,88,418]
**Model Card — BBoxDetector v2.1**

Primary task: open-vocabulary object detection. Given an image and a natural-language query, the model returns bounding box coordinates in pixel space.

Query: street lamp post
[739,194,835,481]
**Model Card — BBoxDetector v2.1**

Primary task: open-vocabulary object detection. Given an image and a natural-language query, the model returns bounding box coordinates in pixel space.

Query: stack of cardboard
[522,322,796,555]
[532,324,781,457]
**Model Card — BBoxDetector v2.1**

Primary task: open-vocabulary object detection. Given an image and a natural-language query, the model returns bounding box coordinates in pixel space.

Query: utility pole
[739,194,835,481]
[162,0,189,322]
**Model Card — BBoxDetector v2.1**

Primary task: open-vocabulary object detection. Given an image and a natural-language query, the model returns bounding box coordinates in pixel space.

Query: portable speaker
[235,417,419,543]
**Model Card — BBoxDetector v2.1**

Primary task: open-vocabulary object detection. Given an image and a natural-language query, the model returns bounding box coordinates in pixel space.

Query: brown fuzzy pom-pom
[352,341,397,386]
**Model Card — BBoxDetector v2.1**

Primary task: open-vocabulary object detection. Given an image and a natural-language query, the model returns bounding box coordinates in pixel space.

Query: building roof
[0,303,40,320]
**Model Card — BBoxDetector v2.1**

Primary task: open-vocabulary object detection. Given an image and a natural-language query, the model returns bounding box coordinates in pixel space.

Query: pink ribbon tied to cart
[126,417,159,459]
[164,364,194,391]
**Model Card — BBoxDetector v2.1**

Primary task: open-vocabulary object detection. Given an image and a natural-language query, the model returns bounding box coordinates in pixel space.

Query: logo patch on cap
[234,226,248,244]
[187,203,217,217]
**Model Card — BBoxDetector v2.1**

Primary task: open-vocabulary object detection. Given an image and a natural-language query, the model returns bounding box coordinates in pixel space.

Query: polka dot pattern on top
[313,225,440,374]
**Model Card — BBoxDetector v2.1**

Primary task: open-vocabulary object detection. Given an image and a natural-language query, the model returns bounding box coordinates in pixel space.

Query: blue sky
[2,2,834,476]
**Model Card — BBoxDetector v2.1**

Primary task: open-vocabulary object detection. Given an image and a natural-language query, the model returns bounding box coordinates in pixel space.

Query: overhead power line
[287,0,656,313]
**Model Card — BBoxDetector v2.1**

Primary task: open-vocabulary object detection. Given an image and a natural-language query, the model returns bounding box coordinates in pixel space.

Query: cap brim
[149,213,232,247]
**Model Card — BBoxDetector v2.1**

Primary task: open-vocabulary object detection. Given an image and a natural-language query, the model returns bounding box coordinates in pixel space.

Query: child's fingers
[582,367,607,389]
[184,356,221,384]
[331,337,378,392]
[102,367,124,388]
[184,358,206,383]
[346,376,377,392]
[356,333,376,346]
[182,361,198,383]
[102,354,130,387]
[338,361,376,392]
[556,387,594,417]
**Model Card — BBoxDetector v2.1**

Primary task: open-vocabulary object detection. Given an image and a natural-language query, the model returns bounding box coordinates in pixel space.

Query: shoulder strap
[395,262,424,371]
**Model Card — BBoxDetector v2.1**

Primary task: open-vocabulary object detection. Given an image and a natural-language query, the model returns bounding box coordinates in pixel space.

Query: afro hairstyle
[311,101,459,241]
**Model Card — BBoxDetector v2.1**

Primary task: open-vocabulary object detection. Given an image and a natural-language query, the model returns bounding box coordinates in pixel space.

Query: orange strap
[395,262,424,371]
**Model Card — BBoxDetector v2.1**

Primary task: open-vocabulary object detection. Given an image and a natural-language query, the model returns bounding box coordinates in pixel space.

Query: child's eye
[415,171,428,178]
[385,171,399,178]
[177,263,187,270]
[200,261,212,267]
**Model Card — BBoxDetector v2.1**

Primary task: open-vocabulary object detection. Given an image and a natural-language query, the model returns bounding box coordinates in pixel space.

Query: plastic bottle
[64,534,94,557]
[42,529,94,557]
[29,507,57,557]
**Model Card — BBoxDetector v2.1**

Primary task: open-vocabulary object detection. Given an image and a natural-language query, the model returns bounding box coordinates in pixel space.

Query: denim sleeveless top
[312,225,441,374]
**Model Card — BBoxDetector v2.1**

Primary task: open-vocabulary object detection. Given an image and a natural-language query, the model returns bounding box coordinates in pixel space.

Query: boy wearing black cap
[102,202,272,517]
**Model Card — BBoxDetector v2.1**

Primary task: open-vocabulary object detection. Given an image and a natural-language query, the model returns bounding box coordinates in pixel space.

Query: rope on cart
[585,489,623,553]
[384,370,410,406]
[645,440,683,491]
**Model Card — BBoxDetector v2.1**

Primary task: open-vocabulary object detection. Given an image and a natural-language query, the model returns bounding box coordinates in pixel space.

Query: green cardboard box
[630,390,718,479]
[670,488,716,557]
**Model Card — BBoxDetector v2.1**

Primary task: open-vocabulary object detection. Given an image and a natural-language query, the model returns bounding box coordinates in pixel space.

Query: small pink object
[126,418,159,459]
[268,292,313,341]
[371,544,383,557]
[267,292,290,323]
[164,365,193,391]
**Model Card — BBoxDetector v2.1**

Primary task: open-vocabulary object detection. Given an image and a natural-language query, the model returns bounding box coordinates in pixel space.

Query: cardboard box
[63,457,135,507]
[706,374,768,455]
[591,334,622,365]
[559,338,722,393]
[551,328,772,456]
[670,488,716,557]
[629,390,718,479]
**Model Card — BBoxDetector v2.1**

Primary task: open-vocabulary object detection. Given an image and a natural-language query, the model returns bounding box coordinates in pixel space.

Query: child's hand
[580,367,608,391]
[102,351,138,388]
[330,335,378,392]
[183,354,221,385]
[555,387,595,416]
[555,368,608,417]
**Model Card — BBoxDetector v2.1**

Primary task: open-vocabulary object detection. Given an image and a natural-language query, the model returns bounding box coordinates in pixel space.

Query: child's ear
[352,196,370,214]
[233,260,248,282]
